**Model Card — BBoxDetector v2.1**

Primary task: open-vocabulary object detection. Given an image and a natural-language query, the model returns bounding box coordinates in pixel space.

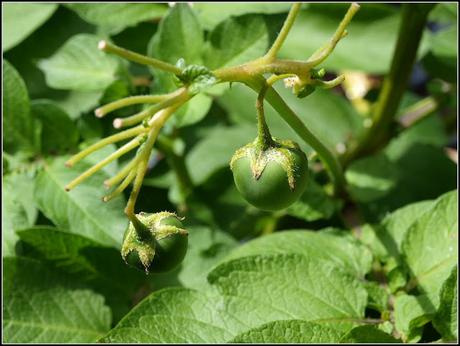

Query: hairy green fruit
[121,211,188,274]
[230,138,308,211]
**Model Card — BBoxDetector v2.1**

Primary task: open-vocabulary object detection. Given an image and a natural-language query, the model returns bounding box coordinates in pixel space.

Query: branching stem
[264,3,302,61]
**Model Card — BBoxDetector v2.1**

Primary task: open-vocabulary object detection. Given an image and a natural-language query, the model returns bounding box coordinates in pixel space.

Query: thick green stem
[256,84,275,150]
[124,106,180,218]
[247,78,345,194]
[343,4,435,164]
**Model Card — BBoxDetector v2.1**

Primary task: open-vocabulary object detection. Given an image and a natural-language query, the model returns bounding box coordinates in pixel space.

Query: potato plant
[2,2,458,343]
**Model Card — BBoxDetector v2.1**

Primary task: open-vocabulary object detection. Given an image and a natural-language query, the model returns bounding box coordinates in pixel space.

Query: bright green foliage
[2,171,38,256]
[3,60,38,154]
[195,3,292,30]
[3,257,111,343]
[3,3,58,51]
[402,191,457,299]
[38,34,120,91]
[433,267,458,342]
[2,3,457,344]
[31,100,79,153]
[34,158,127,247]
[231,320,346,343]
[66,4,167,34]
[102,253,366,343]
[394,294,436,342]
[361,199,434,262]
[222,228,372,277]
[204,14,270,69]
[340,325,401,343]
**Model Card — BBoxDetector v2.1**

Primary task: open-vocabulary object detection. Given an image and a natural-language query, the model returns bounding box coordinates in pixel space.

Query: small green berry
[230,138,308,211]
[121,212,188,274]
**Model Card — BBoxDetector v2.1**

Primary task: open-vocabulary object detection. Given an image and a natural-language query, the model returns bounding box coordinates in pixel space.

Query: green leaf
[2,170,38,256]
[423,3,457,82]
[364,281,390,313]
[346,153,400,203]
[186,124,255,185]
[3,60,38,154]
[231,320,348,343]
[174,93,213,128]
[388,267,408,294]
[385,115,449,160]
[38,34,120,91]
[402,190,457,299]
[203,14,270,69]
[361,200,434,262]
[148,3,203,79]
[66,4,167,35]
[340,325,401,343]
[33,157,127,248]
[103,254,366,342]
[423,26,457,82]
[3,257,111,343]
[16,227,145,323]
[429,3,457,24]
[222,229,372,277]
[182,179,271,239]
[55,90,103,120]
[285,175,341,221]
[147,3,207,128]
[102,289,237,343]
[3,5,95,99]
[349,115,455,221]
[77,142,119,177]
[433,267,457,341]
[176,226,237,288]
[32,100,79,154]
[208,254,367,328]
[393,294,437,343]
[2,3,57,51]
[194,3,292,30]
[149,226,238,290]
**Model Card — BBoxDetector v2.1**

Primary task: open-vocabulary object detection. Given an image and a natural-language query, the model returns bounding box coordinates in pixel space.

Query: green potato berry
[121,212,188,274]
[230,138,308,211]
